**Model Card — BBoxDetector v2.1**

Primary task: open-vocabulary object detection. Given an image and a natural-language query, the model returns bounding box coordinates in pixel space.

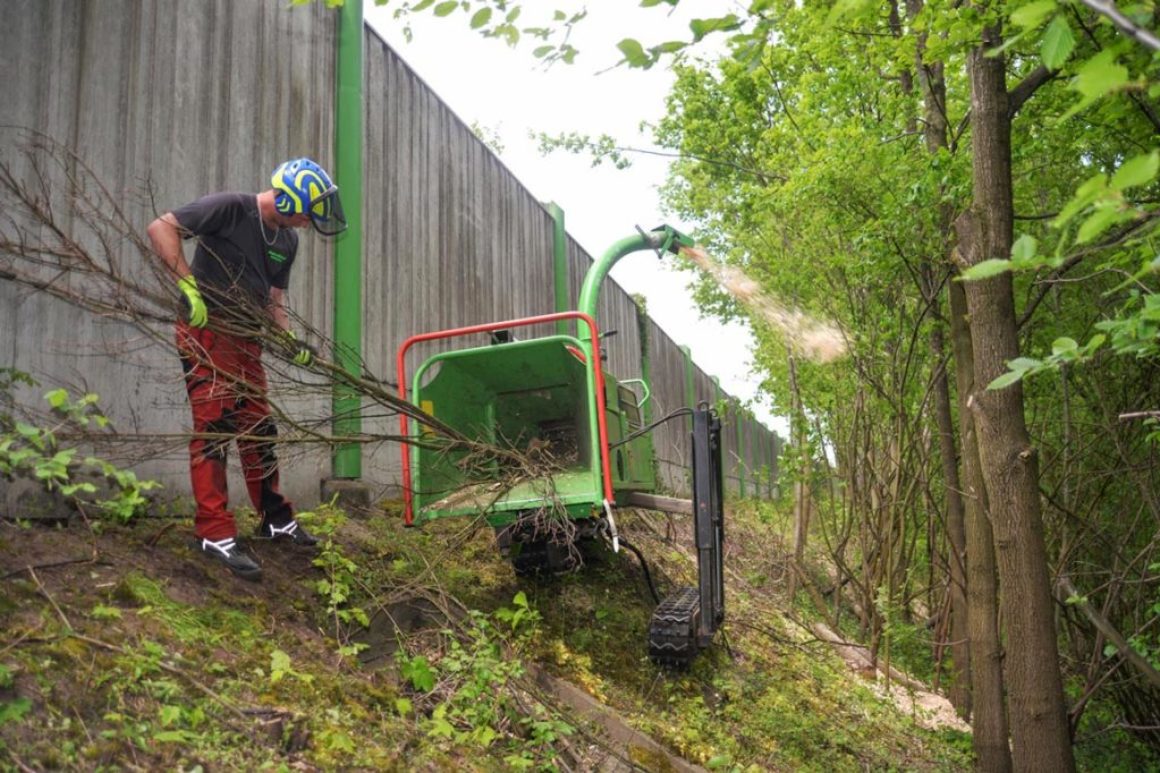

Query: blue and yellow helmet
[271,157,347,235]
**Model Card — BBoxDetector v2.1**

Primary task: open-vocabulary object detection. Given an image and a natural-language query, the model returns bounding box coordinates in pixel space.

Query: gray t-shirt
[171,192,298,316]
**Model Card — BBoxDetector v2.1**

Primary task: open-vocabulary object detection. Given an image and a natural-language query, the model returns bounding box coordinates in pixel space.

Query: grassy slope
[0,499,973,772]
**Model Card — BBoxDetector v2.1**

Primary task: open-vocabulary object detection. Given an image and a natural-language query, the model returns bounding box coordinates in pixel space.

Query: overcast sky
[365,2,784,434]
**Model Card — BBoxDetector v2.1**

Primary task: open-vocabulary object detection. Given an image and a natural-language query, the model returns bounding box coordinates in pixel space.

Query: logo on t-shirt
[268,249,288,264]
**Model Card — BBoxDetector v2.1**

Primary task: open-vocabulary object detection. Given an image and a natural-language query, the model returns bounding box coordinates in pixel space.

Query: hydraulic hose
[609,407,694,449]
[619,536,661,605]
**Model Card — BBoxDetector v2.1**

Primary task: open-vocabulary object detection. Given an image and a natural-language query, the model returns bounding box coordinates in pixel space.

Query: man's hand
[285,330,316,367]
[177,275,208,328]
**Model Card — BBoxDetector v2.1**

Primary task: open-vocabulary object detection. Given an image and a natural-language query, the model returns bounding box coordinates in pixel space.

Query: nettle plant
[305,505,372,659]
[395,592,573,768]
[0,369,160,521]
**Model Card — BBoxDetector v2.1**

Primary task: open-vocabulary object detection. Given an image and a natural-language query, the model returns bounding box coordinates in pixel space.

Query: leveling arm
[647,403,726,666]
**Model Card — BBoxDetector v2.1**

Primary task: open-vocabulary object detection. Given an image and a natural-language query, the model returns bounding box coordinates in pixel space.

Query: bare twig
[28,566,73,629]
[1119,411,1160,421]
[1078,0,1160,51]
[1,557,102,581]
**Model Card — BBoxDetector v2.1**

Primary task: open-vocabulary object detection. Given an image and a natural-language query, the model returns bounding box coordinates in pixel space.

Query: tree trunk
[929,320,972,718]
[788,351,811,598]
[955,25,1076,772]
[907,1,972,716]
[950,278,1011,772]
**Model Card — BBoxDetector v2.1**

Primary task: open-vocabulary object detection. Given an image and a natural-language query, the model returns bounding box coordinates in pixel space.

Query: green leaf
[1010,0,1057,30]
[428,716,455,738]
[985,29,1028,59]
[1073,50,1129,100]
[1054,172,1108,227]
[616,38,650,67]
[45,388,69,409]
[1008,356,1043,371]
[1059,50,1131,121]
[987,370,1026,390]
[469,6,491,28]
[1040,15,1074,70]
[401,655,436,692]
[959,259,1012,281]
[433,0,458,17]
[270,649,291,682]
[1110,151,1160,192]
[395,697,413,716]
[1011,233,1039,262]
[158,704,183,727]
[411,0,436,11]
[1076,206,1130,244]
[651,40,688,56]
[689,15,742,42]
[532,45,553,58]
[474,725,498,746]
[1051,337,1078,356]
[0,698,31,725]
[1082,333,1107,353]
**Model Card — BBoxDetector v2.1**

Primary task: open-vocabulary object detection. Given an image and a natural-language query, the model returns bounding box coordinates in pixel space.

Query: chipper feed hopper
[396,225,725,665]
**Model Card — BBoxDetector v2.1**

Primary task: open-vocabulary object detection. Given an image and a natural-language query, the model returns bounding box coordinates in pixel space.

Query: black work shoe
[196,537,262,581]
[256,518,318,547]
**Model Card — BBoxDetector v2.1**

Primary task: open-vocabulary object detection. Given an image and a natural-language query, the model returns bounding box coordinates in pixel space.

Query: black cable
[609,406,694,450]
[618,536,661,605]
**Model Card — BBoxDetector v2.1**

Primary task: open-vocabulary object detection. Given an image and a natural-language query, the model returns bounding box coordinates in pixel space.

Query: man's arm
[148,212,208,328]
[268,287,291,333]
[270,287,314,365]
[146,213,192,279]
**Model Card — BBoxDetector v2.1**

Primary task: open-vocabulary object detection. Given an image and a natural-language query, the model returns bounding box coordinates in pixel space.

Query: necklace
[257,195,278,246]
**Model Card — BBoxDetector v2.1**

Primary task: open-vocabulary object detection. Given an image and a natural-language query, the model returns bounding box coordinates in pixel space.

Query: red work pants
[176,322,294,541]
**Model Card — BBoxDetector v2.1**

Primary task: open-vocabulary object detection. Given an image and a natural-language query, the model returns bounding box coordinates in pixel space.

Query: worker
[146,158,346,581]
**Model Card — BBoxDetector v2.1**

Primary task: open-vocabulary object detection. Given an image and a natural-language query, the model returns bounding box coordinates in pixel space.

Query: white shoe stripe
[202,538,237,557]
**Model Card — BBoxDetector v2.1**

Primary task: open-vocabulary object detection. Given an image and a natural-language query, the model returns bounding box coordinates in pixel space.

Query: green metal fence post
[333,0,363,479]
[680,345,694,434]
[549,203,569,336]
[636,300,654,426]
[738,409,747,498]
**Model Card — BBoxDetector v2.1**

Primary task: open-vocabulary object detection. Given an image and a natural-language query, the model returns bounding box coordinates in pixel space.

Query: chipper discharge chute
[396,225,726,663]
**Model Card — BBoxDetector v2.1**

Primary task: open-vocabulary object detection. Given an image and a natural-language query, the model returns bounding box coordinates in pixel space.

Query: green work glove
[177,275,208,328]
[285,330,316,367]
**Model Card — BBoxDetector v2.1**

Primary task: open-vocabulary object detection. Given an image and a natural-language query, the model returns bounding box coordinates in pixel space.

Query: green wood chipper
[396,225,725,665]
